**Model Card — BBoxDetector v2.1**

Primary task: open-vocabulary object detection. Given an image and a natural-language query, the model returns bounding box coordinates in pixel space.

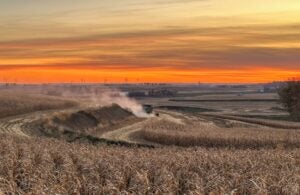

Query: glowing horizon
[1,0,300,83]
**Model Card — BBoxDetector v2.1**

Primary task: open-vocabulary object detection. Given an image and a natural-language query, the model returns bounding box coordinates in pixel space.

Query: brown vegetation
[0,93,77,119]
[1,86,299,194]
[203,114,300,129]
[0,134,299,194]
[137,119,300,149]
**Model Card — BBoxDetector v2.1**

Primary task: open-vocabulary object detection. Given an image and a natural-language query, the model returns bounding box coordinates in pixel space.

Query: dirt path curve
[0,106,190,147]
[0,107,79,136]
[101,109,186,145]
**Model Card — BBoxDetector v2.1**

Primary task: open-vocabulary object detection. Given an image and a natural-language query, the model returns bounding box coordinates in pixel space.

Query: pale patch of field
[173,93,279,101]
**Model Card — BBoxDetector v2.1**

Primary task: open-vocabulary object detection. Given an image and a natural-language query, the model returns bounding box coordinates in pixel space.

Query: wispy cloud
[1,23,299,72]
[1,0,300,82]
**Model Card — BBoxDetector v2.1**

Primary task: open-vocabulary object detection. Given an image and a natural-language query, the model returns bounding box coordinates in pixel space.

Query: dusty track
[0,109,77,136]
[0,107,184,147]
[101,110,186,145]
[1,105,299,148]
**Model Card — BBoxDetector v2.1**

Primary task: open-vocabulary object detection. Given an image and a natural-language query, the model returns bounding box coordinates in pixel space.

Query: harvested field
[156,106,218,113]
[49,104,134,132]
[27,104,140,142]
[139,97,282,115]
[203,114,300,129]
[0,93,77,119]
[0,85,300,194]
[0,134,299,195]
[1,0,300,192]
[170,99,278,102]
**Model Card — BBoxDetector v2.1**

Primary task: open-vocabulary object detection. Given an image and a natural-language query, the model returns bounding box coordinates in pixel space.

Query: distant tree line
[278,79,300,121]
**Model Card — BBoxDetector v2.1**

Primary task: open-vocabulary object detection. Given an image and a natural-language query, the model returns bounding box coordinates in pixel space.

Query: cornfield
[0,134,299,194]
[137,119,300,149]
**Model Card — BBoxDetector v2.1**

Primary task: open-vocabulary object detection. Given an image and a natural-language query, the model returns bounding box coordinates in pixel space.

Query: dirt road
[0,110,61,136]
[0,108,79,136]
[0,105,189,147]
[101,110,186,145]
[1,105,296,147]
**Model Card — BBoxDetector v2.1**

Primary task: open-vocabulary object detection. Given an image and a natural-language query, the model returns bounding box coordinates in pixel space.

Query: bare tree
[278,79,300,121]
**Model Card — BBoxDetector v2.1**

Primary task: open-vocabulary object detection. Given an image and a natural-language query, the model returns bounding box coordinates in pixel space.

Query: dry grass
[204,114,300,129]
[0,90,299,194]
[0,93,77,118]
[137,119,300,149]
[0,134,299,194]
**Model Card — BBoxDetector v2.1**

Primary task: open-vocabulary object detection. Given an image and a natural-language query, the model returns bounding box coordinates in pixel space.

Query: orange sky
[1,0,300,83]
[1,67,299,84]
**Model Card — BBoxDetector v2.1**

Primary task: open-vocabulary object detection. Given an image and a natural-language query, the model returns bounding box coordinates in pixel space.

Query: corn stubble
[0,93,77,118]
[0,134,299,195]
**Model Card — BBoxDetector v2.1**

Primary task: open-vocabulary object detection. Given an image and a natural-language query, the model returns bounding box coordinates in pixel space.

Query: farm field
[2,0,300,194]
[137,92,284,116]
[0,134,299,194]
[0,91,77,119]
[0,84,299,194]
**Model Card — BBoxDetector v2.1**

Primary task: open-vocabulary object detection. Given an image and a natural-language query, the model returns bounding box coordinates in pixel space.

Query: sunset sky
[1,0,300,83]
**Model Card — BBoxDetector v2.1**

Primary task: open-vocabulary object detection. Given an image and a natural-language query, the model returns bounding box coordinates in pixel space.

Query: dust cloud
[90,88,152,118]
